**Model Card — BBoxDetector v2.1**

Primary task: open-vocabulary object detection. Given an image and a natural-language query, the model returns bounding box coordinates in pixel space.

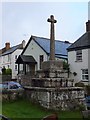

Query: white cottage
[0,40,25,79]
[16,35,71,76]
[67,20,90,85]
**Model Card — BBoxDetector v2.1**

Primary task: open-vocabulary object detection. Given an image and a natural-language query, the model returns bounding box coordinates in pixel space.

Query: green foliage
[6,68,12,75]
[2,100,83,119]
[2,67,6,75]
[63,61,69,70]
[75,82,85,87]
[2,67,12,75]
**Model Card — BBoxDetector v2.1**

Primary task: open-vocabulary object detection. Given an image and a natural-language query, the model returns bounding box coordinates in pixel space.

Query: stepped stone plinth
[42,60,63,71]
[24,15,86,111]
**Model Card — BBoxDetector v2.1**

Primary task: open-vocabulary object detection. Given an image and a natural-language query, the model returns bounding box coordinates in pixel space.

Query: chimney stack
[22,40,25,48]
[86,20,90,32]
[5,42,10,50]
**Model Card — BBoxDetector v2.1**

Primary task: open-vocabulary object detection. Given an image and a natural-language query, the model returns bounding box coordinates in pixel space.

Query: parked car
[0,81,23,90]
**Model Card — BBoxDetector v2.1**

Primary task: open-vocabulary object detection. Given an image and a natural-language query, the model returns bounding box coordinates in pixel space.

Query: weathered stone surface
[32,78,74,87]
[1,89,24,101]
[47,15,57,60]
[42,60,63,71]
[24,86,86,110]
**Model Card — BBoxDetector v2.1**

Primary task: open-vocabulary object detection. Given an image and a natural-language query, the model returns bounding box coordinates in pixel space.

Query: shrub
[2,66,6,75]
[6,68,12,75]
[63,61,69,70]
[75,82,85,87]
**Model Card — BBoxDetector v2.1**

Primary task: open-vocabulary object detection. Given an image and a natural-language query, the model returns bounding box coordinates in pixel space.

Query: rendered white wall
[68,49,88,83]
[0,49,23,79]
[88,48,90,85]
[23,39,48,70]
[11,49,22,79]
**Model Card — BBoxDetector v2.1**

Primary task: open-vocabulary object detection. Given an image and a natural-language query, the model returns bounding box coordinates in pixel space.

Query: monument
[24,15,86,110]
[41,15,63,78]
[47,15,56,60]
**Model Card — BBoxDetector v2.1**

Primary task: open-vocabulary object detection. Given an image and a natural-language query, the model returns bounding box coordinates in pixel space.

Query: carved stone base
[41,60,63,71]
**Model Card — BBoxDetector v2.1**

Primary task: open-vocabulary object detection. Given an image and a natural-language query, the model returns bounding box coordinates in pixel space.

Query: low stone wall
[24,86,86,110]
[17,74,32,86]
[0,75,12,82]
[1,89,24,101]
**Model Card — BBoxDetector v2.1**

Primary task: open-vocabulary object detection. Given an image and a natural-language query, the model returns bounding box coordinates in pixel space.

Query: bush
[2,67,12,75]
[6,68,12,75]
[75,82,85,87]
[2,67,6,75]
[63,61,69,70]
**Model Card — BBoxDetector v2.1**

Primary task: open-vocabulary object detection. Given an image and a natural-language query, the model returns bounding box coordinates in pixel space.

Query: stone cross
[47,15,57,60]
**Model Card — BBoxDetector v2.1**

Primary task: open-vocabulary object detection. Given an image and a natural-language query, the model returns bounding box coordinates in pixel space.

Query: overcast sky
[0,1,89,48]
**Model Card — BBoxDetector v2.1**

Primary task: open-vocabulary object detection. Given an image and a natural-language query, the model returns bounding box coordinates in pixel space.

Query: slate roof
[0,44,23,56]
[67,31,90,51]
[22,35,71,59]
[16,55,37,64]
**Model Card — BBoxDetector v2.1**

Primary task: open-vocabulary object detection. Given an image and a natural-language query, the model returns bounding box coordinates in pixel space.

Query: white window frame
[15,55,17,60]
[76,50,82,61]
[81,69,88,81]
[15,64,17,71]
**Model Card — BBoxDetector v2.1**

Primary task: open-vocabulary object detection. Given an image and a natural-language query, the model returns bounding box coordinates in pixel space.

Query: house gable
[67,31,90,51]
[21,35,71,59]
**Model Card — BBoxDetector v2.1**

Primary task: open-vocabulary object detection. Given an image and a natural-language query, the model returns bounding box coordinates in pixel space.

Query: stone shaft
[47,15,57,60]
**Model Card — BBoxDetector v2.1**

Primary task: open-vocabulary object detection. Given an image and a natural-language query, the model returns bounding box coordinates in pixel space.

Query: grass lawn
[2,99,83,120]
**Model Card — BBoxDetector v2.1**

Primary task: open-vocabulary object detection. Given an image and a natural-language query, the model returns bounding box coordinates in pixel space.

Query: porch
[16,55,37,85]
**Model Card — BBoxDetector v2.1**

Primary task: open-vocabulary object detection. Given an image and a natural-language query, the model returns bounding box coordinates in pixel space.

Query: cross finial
[47,15,57,23]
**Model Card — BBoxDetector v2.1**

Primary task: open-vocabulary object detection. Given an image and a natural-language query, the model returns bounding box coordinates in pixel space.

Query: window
[15,65,17,71]
[8,54,11,62]
[39,55,44,69]
[76,50,82,61]
[15,55,17,60]
[81,69,88,81]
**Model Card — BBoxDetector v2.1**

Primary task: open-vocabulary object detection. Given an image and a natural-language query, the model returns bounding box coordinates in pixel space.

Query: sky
[0,1,90,48]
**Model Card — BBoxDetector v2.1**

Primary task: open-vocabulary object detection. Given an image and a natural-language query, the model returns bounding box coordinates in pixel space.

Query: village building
[16,35,71,77]
[0,40,25,79]
[67,20,90,85]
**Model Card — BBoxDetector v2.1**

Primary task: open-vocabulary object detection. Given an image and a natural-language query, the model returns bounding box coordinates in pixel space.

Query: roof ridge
[67,32,90,51]
[32,35,70,44]
[32,35,50,40]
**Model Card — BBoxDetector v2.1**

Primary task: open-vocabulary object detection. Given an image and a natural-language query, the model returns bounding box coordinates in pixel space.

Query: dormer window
[76,50,82,61]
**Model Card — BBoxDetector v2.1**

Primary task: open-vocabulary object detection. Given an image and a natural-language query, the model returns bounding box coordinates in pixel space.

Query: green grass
[2,99,83,119]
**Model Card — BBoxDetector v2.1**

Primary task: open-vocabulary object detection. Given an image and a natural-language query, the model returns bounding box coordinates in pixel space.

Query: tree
[2,67,12,75]
[2,66,6,75]
[63,61,70,78]
[63,61,69,70]
[6,68,12,75]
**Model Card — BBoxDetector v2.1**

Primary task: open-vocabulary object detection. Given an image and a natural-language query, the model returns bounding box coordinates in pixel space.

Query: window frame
[15,64,17,71]
[76,50,82,61]
[15,55,17,60]
[81,69,88,81]
[39,55,44,69]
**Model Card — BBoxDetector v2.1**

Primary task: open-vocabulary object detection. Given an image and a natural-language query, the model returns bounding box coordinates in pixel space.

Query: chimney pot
[5,42,10,50]
[86,20,90,32]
